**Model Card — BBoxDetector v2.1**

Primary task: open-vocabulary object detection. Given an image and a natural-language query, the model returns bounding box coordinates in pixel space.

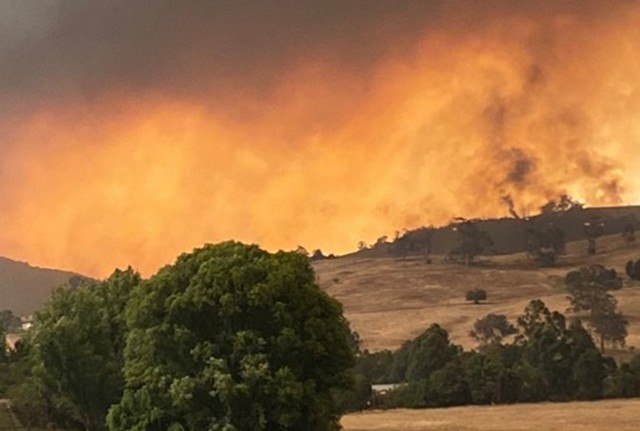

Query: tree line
[352,298,640,410]
[367,196,638,267]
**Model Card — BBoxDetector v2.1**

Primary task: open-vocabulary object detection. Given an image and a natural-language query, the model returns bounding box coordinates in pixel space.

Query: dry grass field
[321,235,640,431]
[341,399,640,431]
[314,234,640,352]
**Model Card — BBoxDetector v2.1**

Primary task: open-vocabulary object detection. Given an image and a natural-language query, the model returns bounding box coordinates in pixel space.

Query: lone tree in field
[583,220,605,255]
[590,310,628,353]
[451,218,493,266]
[622,223,636,245]
[295,245,309,257]
[525,222,565,267]
[626,259,640,280]
[311,248,326,261]
[392,232,419,260]
[465,289,487,305]
[540,194,584,214]
[469,313,516,346]
[565,265,627,352]
[108,242,354,431]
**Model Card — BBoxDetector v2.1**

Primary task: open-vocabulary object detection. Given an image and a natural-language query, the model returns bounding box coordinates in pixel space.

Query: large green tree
[450,219,493,266]
[391,324,460,383]
[107,242,354,431]
[515,300,606,401]
[565,265,627,352]
[30,268,140,430]
[524,223,565,267]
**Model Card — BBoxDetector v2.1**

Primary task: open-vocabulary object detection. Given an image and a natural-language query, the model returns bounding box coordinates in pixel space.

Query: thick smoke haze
[1,1,640,276]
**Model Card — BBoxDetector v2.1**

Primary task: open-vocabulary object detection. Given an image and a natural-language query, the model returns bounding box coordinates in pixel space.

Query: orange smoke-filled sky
[1,1,640,277]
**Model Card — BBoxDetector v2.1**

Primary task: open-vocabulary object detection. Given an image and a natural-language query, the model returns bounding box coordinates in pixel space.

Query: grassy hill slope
[315,234,640,352]
[0,257,80,315]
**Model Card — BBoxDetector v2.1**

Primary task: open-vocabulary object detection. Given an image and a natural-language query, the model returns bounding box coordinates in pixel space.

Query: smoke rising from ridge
[1,1,640,275]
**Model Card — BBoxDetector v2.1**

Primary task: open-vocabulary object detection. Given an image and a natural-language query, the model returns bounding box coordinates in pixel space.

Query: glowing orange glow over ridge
[2,2,640,276]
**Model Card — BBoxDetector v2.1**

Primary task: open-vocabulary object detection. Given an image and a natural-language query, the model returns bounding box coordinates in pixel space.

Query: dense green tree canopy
[108,242,354,431]
[361,299,617,409]
[30,268,140,430]
[389,324,460,384]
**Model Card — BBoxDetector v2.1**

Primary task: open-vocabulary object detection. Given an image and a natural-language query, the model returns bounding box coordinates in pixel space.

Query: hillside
[314,233,640,353]
[356,205,640,258]
[0,256,81,315]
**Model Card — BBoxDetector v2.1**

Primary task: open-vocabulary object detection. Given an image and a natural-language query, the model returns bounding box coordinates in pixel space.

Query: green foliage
[460,352,501,404]
[525,224,565,267]
[391,233,421,259]
[332,373,372,413]
[0,310,22,333]
[599,353,640,399]
[604,363,640,398]
[517,308,572,400]
[353,350,394,384]
[108,242,354,431]
[516,299,552,339]
[461,345,524,405]
[540,195,583,214]
[629,352,640,377]
[394,324,460,382]
[450,219,493,265]
[515,302,603,401]
[565,265,627,352]
[573,348,605,400]
[465,289,487,305]
[356,300,615,409]
[583,221,605,255]
[379,381,426,409]
[565,265,622,313]
[591,311,628,352]
[622,223,636,244]
[0,325,6,364]
[470,314,516,346]
[425,360,470,407]
[355,325,462,409]
[28,268,140,430]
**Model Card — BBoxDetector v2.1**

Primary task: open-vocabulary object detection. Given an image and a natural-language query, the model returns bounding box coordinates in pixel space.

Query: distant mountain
[0,257,84,315]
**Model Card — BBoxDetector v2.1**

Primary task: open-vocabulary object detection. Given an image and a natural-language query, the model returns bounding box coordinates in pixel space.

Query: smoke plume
[1,1,640,275]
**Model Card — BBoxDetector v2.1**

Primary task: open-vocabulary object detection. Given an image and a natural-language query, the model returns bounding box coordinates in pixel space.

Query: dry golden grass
[314,234,640,352]
[341,399,640,431]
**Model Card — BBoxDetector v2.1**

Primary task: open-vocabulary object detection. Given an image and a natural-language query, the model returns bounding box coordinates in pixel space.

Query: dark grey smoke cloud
[0,1,436,108]
[0,0,638,274]
[0,0,625,112]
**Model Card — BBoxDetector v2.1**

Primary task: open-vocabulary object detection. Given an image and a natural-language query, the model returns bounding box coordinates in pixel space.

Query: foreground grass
[341,399,640,431]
